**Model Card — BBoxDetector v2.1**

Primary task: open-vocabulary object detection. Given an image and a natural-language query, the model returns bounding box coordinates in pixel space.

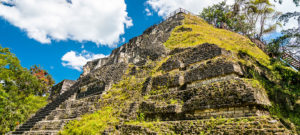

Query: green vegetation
[60,67,146,134]
[60,106,119,135]
[200,0,280,39]
[30,65,55,95]
[124,115,273,135]
[165,14,299,133]
[239,51,300,133]
[164,14,270,66]
[0,45,53,134]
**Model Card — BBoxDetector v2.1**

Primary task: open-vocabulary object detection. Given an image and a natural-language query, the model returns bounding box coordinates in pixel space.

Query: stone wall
[159,43,232,72]
[141,78,271,121]
[184,59,243,84]
[151,73,184,90]
[81,13,185,77]
[119,116,291,134]
[48,80,76,101]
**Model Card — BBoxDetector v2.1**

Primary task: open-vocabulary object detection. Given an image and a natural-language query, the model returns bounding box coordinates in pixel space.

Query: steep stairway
[10,88,77,135]
[10,89,103,135]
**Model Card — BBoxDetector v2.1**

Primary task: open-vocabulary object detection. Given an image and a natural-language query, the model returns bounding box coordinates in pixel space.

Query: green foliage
[59,107,119,135]
[164,14,270,66]
[267,36,285,57]
[61,68,146,134]
[200,0,279,38]
[0,45,50,134]
[0,95,47,133]
[30,65,55,95]
[137,112,145,122]
[242,55,300,133]
[200,1,251,34]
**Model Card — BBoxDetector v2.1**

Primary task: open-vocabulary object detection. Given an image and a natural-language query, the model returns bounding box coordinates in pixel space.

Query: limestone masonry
[9,12,295,135]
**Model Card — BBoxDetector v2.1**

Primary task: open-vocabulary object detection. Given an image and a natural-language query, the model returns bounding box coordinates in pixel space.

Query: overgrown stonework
[9,12,299,135]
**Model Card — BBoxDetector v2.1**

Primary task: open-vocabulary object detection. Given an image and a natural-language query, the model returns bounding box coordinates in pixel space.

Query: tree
[200,1,250,32]
[30,65,55,95]
[234,0,280,38]
[0,45,52,134]
[276,12,300,59]
[200,0,280,39]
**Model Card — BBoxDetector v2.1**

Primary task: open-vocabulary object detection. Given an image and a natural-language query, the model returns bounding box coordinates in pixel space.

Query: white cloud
[146,0,235,17]
[146,0,299,30]
[61,50,106,71]
[121,37,126,43]
[145,8,153,16]
[0,0,132,46]
[272,1,300,31]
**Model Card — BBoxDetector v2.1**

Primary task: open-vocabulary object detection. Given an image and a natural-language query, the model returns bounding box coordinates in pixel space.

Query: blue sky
[0,0,299,83]
[0,0,163,83]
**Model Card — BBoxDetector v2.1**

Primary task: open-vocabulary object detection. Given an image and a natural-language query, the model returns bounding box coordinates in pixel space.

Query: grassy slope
[165,14,270,66]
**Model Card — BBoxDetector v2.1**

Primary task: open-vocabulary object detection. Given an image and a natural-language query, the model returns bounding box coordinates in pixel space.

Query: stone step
[14,128,31,132]
[45,107,96,120]
[16,125,33,129]
[12,88,78,134]
[57,94,101,110]
[147,78,271,112]
[11,131,25,135]
[58,100,100,110]
[31,120,69,131]
[159,43,232,72]
[119,116,291,134]
[23,130,59,135]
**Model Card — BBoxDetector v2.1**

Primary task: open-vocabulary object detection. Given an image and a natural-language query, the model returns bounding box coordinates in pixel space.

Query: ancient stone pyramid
[10,10,295,135]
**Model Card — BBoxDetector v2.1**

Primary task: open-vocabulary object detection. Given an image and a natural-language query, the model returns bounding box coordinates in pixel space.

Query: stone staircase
[10,88,77,135]
[9,86,103,135]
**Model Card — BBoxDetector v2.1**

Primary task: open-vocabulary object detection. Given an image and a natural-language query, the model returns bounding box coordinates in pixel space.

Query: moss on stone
[164,14,270,67]
[60,69,146,134]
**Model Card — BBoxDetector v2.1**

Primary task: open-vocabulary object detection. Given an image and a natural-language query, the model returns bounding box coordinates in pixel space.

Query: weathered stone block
[77,81,105,99]
[48,80,76,101]
[160,43,231,71]
[151,73,183,90]
[140,101,182,114]
[182,79,271,112]
[141,77,152,95]
[148,78,271,115]
[184,59,242,83]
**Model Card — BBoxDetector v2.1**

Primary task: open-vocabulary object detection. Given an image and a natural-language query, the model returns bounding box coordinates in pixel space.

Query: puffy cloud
[272,1,300,31]
[146,0,235,17]
[146,0,299,30]
[61,50,106,71]
[145,8,153,16]
[0,0,132,46]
